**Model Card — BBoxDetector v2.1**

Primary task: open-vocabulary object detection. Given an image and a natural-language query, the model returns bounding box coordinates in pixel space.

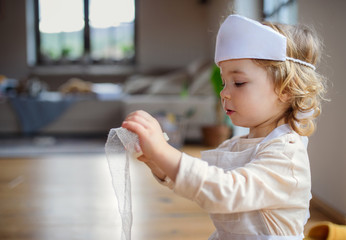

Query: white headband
[215,15,316,70]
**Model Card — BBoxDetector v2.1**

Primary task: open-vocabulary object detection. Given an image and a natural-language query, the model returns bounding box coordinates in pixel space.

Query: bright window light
[39,0,84,33]
[89,0,135,28]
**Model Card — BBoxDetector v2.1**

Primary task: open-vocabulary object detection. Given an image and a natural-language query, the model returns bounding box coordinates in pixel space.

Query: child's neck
[248,119,286,139]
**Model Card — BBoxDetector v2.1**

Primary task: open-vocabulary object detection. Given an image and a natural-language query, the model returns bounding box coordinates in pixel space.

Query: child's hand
[122,110,182,181]
[122,110,168,160]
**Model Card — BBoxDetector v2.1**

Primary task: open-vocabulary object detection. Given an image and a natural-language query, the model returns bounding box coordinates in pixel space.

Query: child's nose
[220,87,231,100]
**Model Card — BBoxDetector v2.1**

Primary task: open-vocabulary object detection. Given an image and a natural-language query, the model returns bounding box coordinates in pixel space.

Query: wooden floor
[0,145,334,240]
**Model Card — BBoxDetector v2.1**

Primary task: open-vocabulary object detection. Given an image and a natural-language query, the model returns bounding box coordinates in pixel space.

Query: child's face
[219,59,288,137]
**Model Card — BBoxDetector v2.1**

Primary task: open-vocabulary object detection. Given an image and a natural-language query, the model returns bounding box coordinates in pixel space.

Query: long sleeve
[173,133,311,214]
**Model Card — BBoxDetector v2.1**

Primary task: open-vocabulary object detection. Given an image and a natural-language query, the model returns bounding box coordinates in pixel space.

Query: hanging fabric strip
[105,127,169,240]
[105,127,140,240]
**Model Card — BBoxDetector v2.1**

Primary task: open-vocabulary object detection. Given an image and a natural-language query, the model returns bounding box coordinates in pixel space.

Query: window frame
[33,0,137,66]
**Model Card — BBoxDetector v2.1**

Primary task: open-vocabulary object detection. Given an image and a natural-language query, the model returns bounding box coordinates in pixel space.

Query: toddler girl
[122,15,326,239]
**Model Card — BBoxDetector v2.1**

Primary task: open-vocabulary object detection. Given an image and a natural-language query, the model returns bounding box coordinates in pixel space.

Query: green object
[180,82,189,98]
[210,64,223,99]
[210,64,233,129]
[61,47,71,58]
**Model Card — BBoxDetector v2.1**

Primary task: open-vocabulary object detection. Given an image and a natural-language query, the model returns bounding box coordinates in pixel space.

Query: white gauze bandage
[105,127,169,240]
[105,128,139,240]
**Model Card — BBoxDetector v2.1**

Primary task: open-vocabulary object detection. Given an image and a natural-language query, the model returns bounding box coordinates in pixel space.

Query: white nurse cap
[215,15,316,70]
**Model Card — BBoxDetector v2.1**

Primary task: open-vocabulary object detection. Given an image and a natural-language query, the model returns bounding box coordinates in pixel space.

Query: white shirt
[160,125,311,239]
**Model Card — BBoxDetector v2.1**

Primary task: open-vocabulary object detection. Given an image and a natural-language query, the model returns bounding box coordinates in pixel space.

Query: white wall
[298,0,346,217]
[137,0,209,71]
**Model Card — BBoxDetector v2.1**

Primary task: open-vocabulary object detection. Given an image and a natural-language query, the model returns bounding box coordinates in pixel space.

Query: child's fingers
[128,110,160,126]
[122,120,147,137]
[123,111,163,137]
[124,111,152,129]
[137,155,149,163]
[134,143,142,153]
[125,110,151,121]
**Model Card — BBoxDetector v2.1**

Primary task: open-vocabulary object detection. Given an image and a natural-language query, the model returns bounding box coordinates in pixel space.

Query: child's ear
[279,92,291,103]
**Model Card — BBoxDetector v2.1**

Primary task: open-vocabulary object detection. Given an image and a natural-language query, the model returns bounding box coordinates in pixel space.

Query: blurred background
[0,0,345,239]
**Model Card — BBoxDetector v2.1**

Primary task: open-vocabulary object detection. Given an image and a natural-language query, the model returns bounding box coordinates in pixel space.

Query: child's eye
[234,82,245,87]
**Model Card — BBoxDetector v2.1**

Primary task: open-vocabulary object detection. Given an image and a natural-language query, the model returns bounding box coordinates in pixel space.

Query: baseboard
[311,195,346,225]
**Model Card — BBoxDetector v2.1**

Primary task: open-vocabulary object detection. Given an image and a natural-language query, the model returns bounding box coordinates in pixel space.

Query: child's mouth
[226,109,235,115]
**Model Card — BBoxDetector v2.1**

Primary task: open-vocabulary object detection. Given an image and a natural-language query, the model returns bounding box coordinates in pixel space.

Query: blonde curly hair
[254,22,327,136]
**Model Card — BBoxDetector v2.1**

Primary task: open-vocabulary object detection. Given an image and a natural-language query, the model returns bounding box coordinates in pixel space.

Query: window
[263,0,297,24]
[35,0,136,65]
